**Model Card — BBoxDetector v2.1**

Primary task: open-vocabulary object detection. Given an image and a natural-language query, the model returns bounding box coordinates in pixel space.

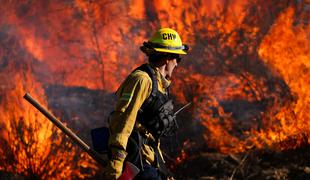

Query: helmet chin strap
[164,65,174,80]
[158,65,167,79]
[150,58,174,80]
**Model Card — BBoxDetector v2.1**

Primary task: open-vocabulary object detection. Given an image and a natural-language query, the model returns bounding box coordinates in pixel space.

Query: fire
[172,3,309,154]
[257,6,310,149]
[0,31,97,179]
[0,0,309,178]
[24,38,44,61]
[175,139,191,164]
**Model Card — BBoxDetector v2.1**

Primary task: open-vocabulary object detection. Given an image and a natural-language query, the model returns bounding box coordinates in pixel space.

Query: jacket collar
[148,63,171,90]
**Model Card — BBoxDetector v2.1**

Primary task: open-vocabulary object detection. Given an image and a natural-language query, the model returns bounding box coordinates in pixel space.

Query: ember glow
[0,0,309,178]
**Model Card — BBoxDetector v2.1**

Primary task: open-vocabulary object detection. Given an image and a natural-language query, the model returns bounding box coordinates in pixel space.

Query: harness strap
[154,147,173,177]
[140,135,173,177]
[137,132,144,171]
[134,63,158,98]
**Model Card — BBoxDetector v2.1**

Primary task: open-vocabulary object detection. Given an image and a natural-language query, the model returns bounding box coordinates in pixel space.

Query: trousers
[134,163,162,180]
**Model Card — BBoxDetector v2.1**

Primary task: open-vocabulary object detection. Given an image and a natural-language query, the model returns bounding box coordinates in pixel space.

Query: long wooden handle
[23,93,140,178]
[23,93,107,166]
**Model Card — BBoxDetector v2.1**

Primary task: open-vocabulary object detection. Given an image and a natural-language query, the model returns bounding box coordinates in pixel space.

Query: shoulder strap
[134,63,158,97]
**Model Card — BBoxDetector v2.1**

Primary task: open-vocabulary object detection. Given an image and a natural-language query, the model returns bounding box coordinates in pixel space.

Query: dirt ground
[173,145,310,180]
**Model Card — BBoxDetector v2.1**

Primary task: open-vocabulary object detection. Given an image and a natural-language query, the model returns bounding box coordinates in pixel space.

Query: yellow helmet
[140,28,189,55]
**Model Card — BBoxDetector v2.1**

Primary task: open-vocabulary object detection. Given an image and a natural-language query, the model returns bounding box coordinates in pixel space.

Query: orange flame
[0,59,97,178]
[0,1,309,177]
[172,4,309,154]
[256,6,310,150]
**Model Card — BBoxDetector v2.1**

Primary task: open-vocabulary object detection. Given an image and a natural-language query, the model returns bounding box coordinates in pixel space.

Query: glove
[103,159,124,180]
[103,148,127,180]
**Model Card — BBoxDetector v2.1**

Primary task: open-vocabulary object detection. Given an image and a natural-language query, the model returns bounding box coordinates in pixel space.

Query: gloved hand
[103,148,127,180]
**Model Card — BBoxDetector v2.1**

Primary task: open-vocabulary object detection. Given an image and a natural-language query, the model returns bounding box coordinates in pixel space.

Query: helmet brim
[153,48,187,55]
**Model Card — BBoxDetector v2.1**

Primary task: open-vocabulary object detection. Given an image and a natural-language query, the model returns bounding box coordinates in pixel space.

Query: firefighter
[104,28,189,180]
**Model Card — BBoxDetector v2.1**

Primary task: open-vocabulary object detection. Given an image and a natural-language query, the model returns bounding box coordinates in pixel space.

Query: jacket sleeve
[108,73,151,153]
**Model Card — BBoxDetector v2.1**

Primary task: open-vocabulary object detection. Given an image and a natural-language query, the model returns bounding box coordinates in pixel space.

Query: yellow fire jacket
[108,63,170,165]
